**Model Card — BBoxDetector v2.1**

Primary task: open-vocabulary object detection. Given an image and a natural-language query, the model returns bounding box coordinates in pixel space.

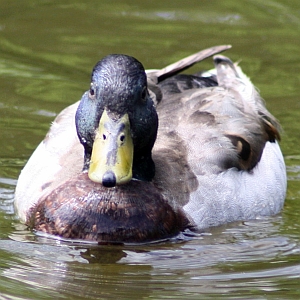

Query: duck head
[75,55,158,187]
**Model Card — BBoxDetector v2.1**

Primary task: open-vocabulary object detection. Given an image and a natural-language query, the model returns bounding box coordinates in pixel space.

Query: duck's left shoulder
[152,55,286,229]
[155,55,281,175]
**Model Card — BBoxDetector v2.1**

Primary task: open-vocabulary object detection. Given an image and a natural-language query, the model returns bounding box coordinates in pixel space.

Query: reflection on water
[0,0,300,299]
[0,219,299,299]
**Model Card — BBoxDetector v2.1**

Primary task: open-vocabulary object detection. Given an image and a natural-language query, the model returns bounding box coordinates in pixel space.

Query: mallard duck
[14,45,287,243]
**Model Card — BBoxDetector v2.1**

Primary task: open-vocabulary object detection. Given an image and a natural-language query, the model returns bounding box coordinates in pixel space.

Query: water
[1,0,300,298]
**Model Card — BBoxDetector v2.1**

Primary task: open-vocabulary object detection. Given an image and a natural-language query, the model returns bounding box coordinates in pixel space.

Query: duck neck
[132,150,155,182]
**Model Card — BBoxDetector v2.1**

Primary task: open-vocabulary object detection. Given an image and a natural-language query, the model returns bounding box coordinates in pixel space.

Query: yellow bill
[88,109,133,187]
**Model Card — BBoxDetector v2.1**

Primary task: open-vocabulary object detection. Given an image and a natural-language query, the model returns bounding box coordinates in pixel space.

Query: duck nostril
[102,171,116,187]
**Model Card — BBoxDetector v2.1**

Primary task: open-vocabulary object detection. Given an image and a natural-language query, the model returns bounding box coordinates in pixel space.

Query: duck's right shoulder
[15,101,83,221]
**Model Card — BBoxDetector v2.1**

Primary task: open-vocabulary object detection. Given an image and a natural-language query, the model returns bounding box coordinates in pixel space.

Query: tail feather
[214,55,281,142]
[147,45,231,85]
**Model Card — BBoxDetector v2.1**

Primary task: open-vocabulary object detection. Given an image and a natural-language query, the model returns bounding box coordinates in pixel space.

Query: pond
[0,0,300,299]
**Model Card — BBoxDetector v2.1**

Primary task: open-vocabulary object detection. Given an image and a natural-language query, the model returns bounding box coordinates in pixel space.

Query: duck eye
[103,134,107,140]
[120,135,125,142]
[89,83,96,99]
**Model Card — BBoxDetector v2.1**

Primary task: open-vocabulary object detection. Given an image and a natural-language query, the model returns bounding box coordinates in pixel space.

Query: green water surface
[0,1,300,299]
